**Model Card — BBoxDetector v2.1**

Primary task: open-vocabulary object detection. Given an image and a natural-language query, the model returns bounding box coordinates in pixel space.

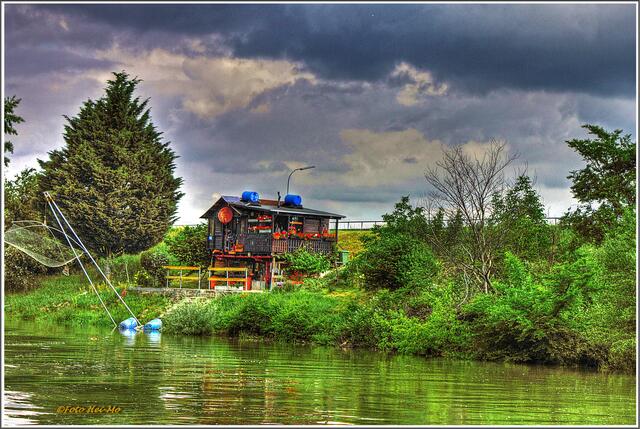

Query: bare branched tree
[425,140,517,293]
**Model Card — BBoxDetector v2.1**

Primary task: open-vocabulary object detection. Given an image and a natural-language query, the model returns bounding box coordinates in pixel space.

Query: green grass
[4,273,172,327]
[162,285,472,360]
[337,230,372,257]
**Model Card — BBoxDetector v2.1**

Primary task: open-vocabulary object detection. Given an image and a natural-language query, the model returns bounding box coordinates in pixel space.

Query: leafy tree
[38,72,184,259]
[379,195,429,240]
[4,95,24,167]
[563,125,636,242]
[165,224,211,267]
[4,168,42,225]
[491,175,551,261]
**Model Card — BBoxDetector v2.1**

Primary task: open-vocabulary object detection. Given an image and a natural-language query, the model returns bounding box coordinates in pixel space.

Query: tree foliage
[563,124,636,242]
[4,95,24,167]
[491,175,551,261]
[165,224,211,267]
[38,72,184,258]
[4,168,42,226]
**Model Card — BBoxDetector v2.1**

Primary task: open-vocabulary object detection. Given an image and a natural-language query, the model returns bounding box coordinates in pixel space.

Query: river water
[3,320,636,425]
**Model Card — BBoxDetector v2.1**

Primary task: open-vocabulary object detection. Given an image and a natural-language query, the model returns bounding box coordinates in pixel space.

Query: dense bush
[4,246,46,292]
[164,290,345,344]
[464,251,600,365]
[356,232,438,290]
[282,248,331,276]
[571,207,636,371]
[163,285,472,357]
[165,224,210,267]
[139,248,170,286]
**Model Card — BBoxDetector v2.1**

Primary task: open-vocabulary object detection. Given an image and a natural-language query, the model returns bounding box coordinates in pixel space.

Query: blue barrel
[143,318,162,331]
[241,191,259,203]
[119,317,137,330]
[284,194,302,206]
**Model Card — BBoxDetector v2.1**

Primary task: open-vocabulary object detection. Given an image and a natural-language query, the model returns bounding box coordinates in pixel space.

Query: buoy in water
[119,317,137,330]
[143,318,162,331]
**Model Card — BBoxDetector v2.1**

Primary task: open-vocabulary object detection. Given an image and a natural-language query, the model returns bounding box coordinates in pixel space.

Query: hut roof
[200,195,345,219]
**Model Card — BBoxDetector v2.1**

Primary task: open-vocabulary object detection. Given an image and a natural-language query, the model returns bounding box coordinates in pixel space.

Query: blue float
[284,194,302,207]
[119,317,137,330]
[143,318,162,331]
[241,191,260,203]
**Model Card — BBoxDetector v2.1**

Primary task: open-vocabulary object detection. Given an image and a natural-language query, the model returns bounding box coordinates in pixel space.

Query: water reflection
[118,328,139,347]
[144,331,162,346]
[3,321,636,425]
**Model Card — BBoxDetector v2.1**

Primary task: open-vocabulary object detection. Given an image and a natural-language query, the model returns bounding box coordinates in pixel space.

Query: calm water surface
[3,320,636,425]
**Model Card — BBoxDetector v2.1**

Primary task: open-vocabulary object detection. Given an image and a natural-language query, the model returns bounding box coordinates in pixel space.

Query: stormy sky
[3,3,637,224]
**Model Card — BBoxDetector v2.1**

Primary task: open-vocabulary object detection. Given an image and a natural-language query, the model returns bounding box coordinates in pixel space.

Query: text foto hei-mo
[56,405,122,414]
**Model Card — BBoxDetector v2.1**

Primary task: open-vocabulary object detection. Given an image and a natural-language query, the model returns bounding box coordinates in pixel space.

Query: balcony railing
[233,233,335,255]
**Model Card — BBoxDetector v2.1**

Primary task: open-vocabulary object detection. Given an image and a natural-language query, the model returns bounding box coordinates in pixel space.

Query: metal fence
[176,217,563,231]
[337,217,563,230]
[337,220,386,230]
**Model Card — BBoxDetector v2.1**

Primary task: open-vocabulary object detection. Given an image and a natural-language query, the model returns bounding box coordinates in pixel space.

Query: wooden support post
[270,257,275,291]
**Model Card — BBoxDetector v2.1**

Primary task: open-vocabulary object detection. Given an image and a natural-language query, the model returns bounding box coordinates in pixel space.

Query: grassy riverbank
[4,274,172,327]
[4,207,635,374]
[6,268,634,373]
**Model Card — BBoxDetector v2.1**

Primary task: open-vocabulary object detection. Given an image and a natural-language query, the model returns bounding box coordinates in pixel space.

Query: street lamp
[286,165,315,195]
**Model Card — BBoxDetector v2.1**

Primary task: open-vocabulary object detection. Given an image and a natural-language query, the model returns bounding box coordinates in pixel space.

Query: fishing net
[4,220,83,268]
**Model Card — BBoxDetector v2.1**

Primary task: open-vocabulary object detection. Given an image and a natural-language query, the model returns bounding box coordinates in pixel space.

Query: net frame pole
[44,192,141,327]
[45,198,117,327]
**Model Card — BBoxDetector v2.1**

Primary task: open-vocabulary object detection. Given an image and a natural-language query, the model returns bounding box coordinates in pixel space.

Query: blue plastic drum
[241,191,260,203]
[284,194,302,206]
[119,317,137,330]
[143,318,162,331]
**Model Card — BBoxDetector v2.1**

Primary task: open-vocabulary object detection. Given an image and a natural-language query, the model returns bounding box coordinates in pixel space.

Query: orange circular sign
[217,207,233,224]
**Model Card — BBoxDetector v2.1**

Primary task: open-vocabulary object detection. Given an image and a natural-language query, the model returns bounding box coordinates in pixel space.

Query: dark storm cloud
[5,48,116,77]
[36,3,636,97]
[3,3,636,222]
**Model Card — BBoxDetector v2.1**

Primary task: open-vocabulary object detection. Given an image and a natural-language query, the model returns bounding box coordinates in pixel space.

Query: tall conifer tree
[39,72,183,258]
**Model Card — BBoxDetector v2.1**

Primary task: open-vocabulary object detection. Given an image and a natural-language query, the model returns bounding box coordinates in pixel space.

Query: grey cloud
[3,3,636,223]
[6,48,117,77]
[16,4,637,98]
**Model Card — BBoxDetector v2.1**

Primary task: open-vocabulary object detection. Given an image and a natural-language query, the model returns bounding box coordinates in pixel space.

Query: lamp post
[286,165,315,195]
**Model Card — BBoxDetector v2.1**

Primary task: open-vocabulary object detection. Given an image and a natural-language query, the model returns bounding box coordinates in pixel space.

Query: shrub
[140,248,170,286]
[607,339,636,372]
[162,299,213,335]
[464,251,599,364]
[282,248,331,276]
[356,232,438,290]
[165,224,210,267]
[4,246,47,292]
